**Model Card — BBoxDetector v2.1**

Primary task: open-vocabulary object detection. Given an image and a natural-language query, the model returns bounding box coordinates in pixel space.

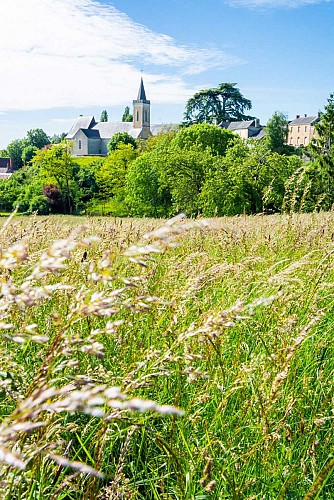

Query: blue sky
[0,0,333,149]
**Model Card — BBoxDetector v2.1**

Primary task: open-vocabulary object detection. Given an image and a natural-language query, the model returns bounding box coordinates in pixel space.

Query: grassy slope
[0,213,333,499]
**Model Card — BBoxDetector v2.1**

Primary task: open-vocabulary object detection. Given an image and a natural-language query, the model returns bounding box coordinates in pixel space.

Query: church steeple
[133,78,150,136]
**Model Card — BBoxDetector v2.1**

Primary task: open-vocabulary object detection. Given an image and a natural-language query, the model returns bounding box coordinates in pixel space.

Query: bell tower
[133,78,150,137]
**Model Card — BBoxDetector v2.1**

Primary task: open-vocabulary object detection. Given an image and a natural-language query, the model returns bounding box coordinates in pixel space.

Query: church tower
[133,78,150,138]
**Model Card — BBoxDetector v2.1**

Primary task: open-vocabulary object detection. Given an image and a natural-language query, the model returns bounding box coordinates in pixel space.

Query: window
[136,111,139,122]
[297,137,300,145]
[297,126,300,133]
[304,137,307,145]
[145,110,148,122]
[78,139,82,150]
[290,127,293,133]
[305,126,307,132]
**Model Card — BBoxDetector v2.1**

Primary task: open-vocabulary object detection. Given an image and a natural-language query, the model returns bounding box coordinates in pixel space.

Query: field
[0,212,333,499]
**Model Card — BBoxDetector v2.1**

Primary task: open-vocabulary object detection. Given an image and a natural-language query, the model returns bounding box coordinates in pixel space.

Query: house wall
[71,130,89,156]
[101,139,109,155]
[88,138,101,155]
[233,129,249,139]
[288,123,317,147]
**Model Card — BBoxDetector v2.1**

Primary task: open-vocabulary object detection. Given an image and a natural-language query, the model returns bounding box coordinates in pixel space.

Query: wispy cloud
[0,0,243,112]
[227,0,330,7]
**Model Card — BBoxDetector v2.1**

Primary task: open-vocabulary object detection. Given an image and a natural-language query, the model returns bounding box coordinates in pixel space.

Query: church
[66,79,174,156]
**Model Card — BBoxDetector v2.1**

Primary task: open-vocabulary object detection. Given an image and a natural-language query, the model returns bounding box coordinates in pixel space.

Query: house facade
[66,79,177,156]
[288,114,319,147]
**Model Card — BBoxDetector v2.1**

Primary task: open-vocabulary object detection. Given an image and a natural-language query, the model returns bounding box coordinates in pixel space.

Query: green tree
[184,83,254,125]
[265,111,289,154]
[26,128,50,149]
[7,139,27,168]
[171,123,234,156]
[22,145,38,165]
[122,106,133,122]
[108,132,136,153]
[100,110,108,122]
[32,143,75,213]
[50,133,67,144]
[125,153,170,217]
[96,144,137,200]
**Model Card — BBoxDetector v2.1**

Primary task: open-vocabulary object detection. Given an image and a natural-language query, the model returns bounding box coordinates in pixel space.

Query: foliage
[125,153,171,217]
[100,110,108,122]
[96,143,137,202]
[122,105,133,122]
[26,128,50,149]
[107,132,137,153]
[265,111,289,154]
[6,139,27,168]
[50,132,67,144]
[171,122,234,156]
[184,82,254,124]
[21,145,38,165]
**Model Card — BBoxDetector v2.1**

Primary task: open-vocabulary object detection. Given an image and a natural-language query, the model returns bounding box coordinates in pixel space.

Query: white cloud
[227,0,330,7]
[0,0,243,112]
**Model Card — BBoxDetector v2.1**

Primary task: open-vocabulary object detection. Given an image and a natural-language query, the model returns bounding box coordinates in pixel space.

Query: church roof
[137,78,147,100]
[66,116,96,139]
[93,122,142,139]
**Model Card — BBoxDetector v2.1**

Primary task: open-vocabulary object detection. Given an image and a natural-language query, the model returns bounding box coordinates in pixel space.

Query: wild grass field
[0,212,333,499]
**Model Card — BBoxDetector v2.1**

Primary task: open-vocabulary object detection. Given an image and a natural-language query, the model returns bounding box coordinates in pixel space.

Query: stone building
[66,79,176,156]
[288,114,319,147]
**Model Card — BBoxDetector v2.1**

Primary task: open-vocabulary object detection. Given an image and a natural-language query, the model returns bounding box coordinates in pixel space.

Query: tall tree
[122,106,133,122]
[265,111,289,154]
[184,83,254,125]
[100,110,108,122]
[107,132,136,153]
[26,128,50,149]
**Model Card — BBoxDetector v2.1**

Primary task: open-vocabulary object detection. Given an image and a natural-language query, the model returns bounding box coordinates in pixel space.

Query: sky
[0,0,333,149]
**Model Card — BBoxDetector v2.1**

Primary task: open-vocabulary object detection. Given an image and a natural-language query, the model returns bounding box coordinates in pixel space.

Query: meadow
[0,212,333,499]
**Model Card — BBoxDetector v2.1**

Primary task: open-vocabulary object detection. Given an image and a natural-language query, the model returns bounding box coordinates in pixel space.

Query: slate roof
[137,78,147,101]
[81,129,101,139]
[66,116,96,139]
[226,120,256,131]
[252,128,266,140]
[93,122,142,139]
[289,115,319,126]
[150,124,179,136]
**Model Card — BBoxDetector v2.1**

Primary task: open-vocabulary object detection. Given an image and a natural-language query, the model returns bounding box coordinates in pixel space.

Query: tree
[7,139,27,168]
[31,143,75,213]
[122,106,133,122]
[307,93,334,209]
[107,132,136,153]
[26,128,50,149]
[171,123,234,156]
[22,145,38,165]
[100,110,108,122]
[184,83,254,125]
[50,133,67,144]
[265,111,289,154]
[96,144,137,200]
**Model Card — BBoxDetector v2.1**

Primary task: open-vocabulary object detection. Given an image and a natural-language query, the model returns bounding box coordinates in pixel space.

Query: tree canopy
[107,132,137,153]
[100,110,108,122]
[122,106,133,122]
[184,83,254,125]
[265,111,289,154]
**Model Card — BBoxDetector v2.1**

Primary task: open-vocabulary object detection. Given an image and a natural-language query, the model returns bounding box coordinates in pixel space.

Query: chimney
[296,115,300,119]
[304,114,307,117]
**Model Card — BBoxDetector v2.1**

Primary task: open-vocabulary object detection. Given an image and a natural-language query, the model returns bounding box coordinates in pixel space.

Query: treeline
[0,119,332,217]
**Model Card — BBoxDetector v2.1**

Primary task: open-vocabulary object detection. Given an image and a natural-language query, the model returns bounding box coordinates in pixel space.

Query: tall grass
[0,212,333,499]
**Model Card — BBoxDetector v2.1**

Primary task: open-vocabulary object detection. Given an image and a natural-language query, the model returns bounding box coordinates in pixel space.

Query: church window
[145,110,148,122]
[78,139,82,150]
[136,111,139,122]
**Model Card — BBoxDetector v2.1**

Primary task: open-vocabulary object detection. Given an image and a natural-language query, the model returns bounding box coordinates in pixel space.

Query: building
[288,114,319,147]
[220,119,264,139]
[66,79,177,156]
[0,158,13,179]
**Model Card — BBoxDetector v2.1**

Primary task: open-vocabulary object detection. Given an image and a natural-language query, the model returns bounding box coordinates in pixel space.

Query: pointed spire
[137,77,147,101]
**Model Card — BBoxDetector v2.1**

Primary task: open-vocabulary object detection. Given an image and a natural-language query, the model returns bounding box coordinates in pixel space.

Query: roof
[81,129,100,139]
[137,78,147,100]
[252,128,266,140]
[93,122,142,139]
[150,124,179,136]
[66,116,96,139]
[226,120,256,131]
[289,115,319,126]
